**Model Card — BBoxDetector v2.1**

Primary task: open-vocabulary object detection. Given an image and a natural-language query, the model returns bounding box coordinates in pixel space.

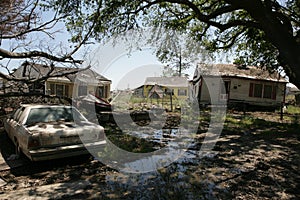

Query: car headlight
[28,135,41,149]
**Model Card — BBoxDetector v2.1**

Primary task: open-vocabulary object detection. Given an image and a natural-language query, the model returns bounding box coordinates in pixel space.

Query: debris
[0,178,6,187]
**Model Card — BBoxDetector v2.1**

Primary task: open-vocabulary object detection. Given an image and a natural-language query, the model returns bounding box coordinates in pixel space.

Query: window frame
[249,82,276,100]
[49,83,69,97]
[178,88,187,96]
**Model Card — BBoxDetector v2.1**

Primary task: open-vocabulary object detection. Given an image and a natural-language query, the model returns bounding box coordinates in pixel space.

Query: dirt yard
[0,111,299,199]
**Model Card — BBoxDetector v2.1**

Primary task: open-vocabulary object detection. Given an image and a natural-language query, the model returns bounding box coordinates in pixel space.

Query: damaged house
[142,77,189,100]
[191,64,287,109]
[9,62,111,100]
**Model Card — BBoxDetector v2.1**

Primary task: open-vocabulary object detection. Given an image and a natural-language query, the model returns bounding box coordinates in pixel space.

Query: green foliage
[286,105,300,114]
[149,28,205,77]
[41,0,300,86]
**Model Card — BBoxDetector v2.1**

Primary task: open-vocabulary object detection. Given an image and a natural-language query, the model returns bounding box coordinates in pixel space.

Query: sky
[0,28,196,91]
[101,50,164,90]
[0,10,190,91]
[1,5,209,91]
[81,29,198,90]
[0,6,225,91]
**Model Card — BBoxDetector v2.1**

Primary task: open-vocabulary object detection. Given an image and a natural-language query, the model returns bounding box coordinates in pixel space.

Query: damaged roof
[12,62,111,83]
[144,77,189,88]
[196,63,287,82]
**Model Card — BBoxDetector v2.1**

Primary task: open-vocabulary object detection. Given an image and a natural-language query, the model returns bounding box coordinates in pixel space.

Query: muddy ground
[0,111,299,200]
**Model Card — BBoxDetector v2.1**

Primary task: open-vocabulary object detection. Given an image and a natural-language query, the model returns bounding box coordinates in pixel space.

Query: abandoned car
[4,104,106,161]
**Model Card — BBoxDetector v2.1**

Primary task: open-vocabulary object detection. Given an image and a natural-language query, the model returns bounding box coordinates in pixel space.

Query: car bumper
[28,140,106,161]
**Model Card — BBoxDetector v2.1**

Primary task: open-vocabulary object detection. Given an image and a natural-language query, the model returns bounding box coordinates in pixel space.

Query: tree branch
[142,0,260,32]
[1,14,67,39]
[0,48,82,64]
[216,27,246,49]
[0,64,91,83]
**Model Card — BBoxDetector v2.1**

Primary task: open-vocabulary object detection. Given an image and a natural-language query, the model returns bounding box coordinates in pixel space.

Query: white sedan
[4,104,106,161]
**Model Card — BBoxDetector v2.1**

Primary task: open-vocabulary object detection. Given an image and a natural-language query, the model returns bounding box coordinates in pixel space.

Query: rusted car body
[4,104,106,161]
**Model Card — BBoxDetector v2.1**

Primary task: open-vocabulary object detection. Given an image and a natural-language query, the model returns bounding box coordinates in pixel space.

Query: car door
[8,107,27,147]
[5,107,22,142]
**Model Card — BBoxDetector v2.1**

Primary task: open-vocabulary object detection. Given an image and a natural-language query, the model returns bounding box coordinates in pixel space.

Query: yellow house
[12,62,111,100]
[143,77,189,101]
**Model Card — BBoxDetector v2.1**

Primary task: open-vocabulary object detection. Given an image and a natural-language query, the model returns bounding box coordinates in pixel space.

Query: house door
[220,80,230,101]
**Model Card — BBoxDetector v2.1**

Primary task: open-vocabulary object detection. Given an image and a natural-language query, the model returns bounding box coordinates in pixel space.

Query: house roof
[144,77,189,88]
[12,62,111,83]
[196,63,287,82]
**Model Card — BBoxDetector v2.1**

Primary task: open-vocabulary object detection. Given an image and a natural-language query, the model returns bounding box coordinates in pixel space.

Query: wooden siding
[199,76,286,106]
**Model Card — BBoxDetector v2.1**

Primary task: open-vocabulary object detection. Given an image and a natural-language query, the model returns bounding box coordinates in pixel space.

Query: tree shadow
[0,130,31,170]
[207,115,300,199]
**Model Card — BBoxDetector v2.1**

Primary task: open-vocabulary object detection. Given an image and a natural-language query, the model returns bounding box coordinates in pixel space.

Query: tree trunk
[230,0,300,89]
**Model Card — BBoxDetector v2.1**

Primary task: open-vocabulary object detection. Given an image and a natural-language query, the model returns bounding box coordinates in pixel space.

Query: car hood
[27,121,103,135]
[26,121,104,146]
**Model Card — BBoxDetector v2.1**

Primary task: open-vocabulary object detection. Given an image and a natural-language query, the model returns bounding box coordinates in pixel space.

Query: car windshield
[25,107,86,125]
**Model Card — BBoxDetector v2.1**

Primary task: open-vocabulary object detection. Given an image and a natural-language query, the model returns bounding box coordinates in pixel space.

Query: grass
[286,105,300,114]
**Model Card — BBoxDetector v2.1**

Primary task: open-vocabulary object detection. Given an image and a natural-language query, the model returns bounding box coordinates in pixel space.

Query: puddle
[111,128,212,173]
[100,127,222,198]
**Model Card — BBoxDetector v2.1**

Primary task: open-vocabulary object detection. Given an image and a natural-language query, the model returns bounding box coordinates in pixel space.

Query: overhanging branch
[0,48,83,64]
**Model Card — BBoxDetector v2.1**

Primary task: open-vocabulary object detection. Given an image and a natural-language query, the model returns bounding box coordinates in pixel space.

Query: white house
[191,64,287,109]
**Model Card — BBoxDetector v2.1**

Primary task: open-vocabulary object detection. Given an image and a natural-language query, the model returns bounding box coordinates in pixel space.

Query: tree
[2,0,300,89]
[151,28,204,77]
[49,0,300,88]
[150,31,192,77]
[0,0,95,86]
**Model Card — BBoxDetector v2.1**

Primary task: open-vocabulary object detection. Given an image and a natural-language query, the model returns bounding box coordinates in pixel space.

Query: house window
[50,84,55,95]
[249,83,276,99]
[49,83,69,97]
[253,84,263,98]
[96,86,104,98]
[78,85,87,96]
[56,84,64,96]
[263,85,273,99]
[178,89,187,96]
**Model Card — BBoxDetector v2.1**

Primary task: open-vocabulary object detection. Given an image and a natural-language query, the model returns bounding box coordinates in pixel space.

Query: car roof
[20,104,73,109]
